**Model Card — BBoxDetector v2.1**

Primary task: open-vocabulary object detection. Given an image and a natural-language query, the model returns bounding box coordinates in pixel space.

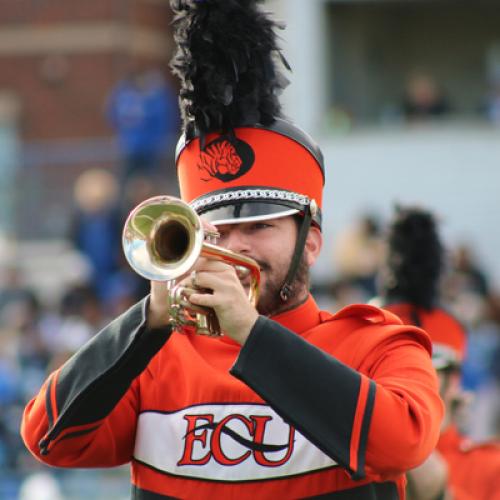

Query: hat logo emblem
[198,136,255,182]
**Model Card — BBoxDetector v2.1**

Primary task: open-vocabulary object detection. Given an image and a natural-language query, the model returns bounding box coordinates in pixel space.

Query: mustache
[253,258,270,272]
[239,258,270,285]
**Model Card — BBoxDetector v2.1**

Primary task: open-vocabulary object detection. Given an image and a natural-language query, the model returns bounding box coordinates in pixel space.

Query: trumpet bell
[122,196,204,282]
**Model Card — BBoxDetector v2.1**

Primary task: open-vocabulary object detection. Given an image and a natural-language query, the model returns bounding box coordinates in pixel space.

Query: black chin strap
[280,200,318,302]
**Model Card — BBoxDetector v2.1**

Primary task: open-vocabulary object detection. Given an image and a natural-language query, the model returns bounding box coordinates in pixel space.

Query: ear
[304,226,322,266]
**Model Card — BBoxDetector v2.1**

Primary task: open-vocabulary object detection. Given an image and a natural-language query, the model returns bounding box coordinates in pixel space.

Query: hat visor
[197,201,299,226]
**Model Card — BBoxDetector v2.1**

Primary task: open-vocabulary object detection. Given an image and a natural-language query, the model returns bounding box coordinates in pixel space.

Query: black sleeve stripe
[352,379,377,480]
[50,297,172,435]
[45,375,54,428]
[231,316,364,476]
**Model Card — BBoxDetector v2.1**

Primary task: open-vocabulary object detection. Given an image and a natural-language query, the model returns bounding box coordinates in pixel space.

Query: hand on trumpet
[185,256,259,344]
[148,218,259,344]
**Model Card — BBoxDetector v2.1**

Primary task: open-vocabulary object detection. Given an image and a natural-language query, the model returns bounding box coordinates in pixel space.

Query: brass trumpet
[122,196,261,336]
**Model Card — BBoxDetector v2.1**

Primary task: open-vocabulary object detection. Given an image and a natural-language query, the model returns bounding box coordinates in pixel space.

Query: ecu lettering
[177,413,295,468]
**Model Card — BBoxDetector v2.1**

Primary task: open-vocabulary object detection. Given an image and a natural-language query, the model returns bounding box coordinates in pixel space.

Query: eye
[216,229,228,241]
[250,222,272,231]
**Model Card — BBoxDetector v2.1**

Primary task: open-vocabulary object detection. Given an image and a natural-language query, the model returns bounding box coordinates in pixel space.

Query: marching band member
[21,2,442,498]
[380,206,500,500]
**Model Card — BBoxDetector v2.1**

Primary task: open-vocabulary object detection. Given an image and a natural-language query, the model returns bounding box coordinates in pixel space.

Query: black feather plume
[384,206,443,310]
[170,0,289,139]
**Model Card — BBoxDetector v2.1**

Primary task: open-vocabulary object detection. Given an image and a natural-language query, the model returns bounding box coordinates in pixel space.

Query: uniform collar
[269,294,322,334]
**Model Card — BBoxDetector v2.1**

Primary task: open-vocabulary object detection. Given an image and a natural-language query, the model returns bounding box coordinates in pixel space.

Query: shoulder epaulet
[331,304,403,325]
[321,304,432,356]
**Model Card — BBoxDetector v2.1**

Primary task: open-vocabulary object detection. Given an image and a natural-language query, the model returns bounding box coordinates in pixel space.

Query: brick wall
[0,0,177,239]
[0,53,120,140]
[0,0,129,25]
[0,0,174,141]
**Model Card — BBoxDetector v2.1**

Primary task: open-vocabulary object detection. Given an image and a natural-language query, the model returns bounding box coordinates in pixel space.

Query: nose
[220,227,252,255]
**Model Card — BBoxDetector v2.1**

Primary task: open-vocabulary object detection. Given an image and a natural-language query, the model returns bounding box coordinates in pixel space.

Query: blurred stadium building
[272,0,500,289]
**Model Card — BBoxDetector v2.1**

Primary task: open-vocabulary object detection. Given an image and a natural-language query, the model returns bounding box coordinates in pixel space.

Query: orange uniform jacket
[21,296,442,499]
[437,425,500,500]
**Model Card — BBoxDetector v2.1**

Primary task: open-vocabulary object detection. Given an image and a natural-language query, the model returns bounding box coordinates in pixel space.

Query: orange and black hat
[176,120,324,227]
[380,206,467,369]
[170,0,324,300]
[170,0,324,229]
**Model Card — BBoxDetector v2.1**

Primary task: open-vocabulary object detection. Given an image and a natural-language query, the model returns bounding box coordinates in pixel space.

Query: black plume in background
[384,206,444,310]
[169,0,290,139]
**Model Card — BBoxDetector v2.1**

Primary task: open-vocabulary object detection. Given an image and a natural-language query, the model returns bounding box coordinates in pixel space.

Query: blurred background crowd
[0,0,499,499]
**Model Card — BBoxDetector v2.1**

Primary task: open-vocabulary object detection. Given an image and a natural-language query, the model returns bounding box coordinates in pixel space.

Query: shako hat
[381,206,467,369]
[169,0,325,300]
[175,121,324,227]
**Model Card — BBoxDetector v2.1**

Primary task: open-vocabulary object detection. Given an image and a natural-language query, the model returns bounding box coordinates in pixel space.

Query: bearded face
[255,253,310,317]
[214,216,313,318]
